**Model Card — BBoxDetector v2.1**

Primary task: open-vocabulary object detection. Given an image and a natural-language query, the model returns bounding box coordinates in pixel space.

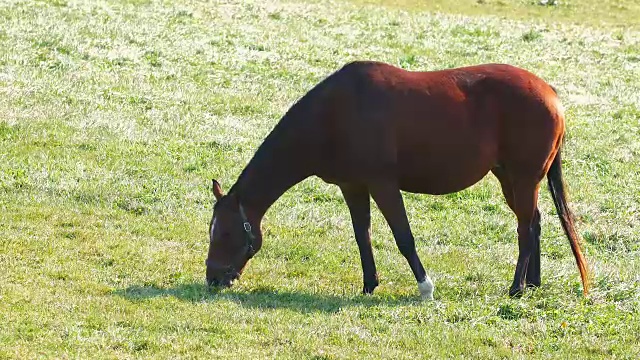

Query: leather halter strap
[238,203,256,259]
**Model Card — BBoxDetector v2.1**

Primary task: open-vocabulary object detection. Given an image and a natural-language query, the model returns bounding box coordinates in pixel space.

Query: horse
[206,61,589,299]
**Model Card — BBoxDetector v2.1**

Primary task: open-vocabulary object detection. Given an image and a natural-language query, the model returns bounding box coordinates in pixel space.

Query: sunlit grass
[340,0,640,29]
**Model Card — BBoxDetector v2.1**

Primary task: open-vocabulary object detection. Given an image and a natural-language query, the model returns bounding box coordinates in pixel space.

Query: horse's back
[314,61,564,193]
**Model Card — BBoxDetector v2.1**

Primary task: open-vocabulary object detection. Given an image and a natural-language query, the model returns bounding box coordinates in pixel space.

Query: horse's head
[206,179,257,288]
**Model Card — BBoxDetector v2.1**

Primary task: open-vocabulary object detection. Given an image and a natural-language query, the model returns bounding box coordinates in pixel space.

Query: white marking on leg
[418,275,434,300]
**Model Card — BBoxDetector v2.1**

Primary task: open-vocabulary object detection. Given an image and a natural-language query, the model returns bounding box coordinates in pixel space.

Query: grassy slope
[1,0,639,358]
[342,0,640,29]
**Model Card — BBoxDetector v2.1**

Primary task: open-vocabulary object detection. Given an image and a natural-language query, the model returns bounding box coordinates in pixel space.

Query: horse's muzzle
[207,274,239,288]
[206,262,240,288]
[207,277,232,288]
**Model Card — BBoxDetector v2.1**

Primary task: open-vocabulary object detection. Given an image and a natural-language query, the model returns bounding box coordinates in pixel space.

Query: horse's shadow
[112,283,420,313]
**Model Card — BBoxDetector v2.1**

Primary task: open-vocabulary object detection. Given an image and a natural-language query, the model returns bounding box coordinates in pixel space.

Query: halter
[238,203,256,259]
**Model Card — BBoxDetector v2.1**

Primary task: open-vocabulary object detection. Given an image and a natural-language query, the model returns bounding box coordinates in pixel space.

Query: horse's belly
[398,166,491,195]
[396,141,497,195]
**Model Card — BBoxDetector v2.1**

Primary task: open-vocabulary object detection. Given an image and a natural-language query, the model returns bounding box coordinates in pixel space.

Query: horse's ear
[212,179,224,200]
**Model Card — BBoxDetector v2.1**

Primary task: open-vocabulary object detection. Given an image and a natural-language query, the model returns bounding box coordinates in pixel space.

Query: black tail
[547,148,589,295]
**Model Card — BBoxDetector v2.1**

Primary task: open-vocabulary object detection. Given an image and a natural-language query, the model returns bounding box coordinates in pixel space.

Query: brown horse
[206,61,589,299]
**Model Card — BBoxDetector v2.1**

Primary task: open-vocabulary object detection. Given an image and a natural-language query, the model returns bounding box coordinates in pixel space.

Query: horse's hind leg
[492,167,542,289]
[509,181,541,297]
[527,209,542,288]
[368,181,434,300]
[340,184,379,294]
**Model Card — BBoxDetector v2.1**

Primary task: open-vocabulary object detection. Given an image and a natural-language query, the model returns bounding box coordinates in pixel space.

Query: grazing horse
[206,61,589,299]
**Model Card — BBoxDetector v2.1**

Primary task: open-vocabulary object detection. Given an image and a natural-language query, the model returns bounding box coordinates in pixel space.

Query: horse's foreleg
[340,184,379,294]
[368,182,434,300]
[509,182,541,297]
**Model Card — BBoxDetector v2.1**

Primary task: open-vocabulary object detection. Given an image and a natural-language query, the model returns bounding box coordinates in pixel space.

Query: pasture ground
[1,0,639,358]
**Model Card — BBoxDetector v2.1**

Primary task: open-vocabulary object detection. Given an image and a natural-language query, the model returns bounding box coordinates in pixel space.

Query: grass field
[1,0,639,358]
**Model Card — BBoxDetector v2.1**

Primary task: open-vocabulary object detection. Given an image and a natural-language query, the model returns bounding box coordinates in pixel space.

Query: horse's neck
[236,167,306,221]
[232,79,328,222]
[233,122,312,222]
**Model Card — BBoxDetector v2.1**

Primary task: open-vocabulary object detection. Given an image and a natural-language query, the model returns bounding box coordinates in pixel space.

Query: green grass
[1,0,639,358]
[343,0,640,29]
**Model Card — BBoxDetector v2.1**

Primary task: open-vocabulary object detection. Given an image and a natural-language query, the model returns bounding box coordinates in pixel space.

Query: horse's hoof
[418,276,434,300]
[526,282,541,289]
[508,287,525,298]
[362,283,377,295]
[362,274,379,295]
[421,293,434,301]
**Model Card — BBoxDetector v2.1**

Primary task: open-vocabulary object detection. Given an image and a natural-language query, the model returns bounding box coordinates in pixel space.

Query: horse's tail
[547,147,589,295]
